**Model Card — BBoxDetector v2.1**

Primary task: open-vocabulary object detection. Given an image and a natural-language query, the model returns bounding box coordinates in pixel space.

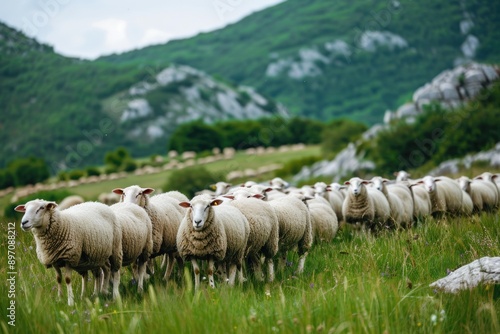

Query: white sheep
[394,170,411,182]
[416,176,463,216]
[109,202,153,292]
[305,195,339,243]
[227,189,279,282]
[313,182,344,222]
[15,200,122,306]
[98,192,121,205]
[212,182,233,196]
[457,176,497,212]
[113,186,184,281]
[176,195,250,289]
[267,195,312,274]
[405,182,432,220]
[58,195,85,210]
[474,172,499,209]
[370,177,413,228]
[342,177,391,230]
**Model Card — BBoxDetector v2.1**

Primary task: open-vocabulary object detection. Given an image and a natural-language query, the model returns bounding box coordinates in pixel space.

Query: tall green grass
[1,213,499,333]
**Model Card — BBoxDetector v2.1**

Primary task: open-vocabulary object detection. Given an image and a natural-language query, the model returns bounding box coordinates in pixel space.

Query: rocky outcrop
[293,63,499,182]
[105,64,289,141]
[430,257,500,293]
[429,142,500,176]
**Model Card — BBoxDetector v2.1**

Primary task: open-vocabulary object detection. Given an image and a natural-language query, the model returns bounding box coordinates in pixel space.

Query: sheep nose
[22,220,29,226]
[194,220,202,226]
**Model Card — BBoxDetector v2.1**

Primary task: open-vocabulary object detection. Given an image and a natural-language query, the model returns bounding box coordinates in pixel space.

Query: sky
[0,0,284,59]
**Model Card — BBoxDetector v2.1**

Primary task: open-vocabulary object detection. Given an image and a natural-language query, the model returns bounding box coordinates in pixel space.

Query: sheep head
[180,195,223,231]
[14,199,57,232]
[113,185,154,207]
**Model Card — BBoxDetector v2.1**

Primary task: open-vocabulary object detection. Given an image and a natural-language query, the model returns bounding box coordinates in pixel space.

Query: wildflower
[430,314,437,325]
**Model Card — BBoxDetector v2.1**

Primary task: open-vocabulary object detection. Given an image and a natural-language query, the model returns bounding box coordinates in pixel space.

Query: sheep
[313,182,344,222]
[460,190,474,216]
[342,177,391,230]
[270,177,290,191]
[405,183,432,220]
[329,183,347,199]
[58,195,85,210]
[98,192,121,205]
[109,202,153,292]
[457,176,497,212]
[15,200,122,306]
[226,189,279,282]
[394,170,411,182]
[370,177,413,229]
[305,196,339,243]
[176,195,250,290]
[266,195,312,274]
[474,172,499,209]
[113,186,184,282]
[211,182,233,196]
[416,176,463,217]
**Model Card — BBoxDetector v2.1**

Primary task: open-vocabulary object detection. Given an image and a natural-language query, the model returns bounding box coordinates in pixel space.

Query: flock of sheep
[14,171,500,305]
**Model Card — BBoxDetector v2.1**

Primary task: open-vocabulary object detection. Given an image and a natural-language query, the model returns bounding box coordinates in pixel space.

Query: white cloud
[140,28,172,48]
[92,18,130,52]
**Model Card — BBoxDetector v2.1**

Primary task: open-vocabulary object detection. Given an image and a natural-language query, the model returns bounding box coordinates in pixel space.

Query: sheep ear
[361,180,370,185]
[344,181,350,185]
[112,188,124,195]
[210,199,223,207]
[382,179,390,183]
[252,194,264,199]
[142,188,155,195]
[239,184,245,187]
[223,195,234,200]
[492,174,498,180]
[46,202,57,210]
[263,187,274,193]
[434,178,442,183]
[326,186,332,191]
[179,202,191,208]
[14,205,26,212]
[225,183,232,188]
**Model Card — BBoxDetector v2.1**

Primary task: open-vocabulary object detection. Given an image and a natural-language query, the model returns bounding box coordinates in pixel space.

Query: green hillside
[101,0,500,122]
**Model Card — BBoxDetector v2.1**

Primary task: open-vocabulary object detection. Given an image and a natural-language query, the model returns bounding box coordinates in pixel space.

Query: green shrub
[85,166,101,176]
[7,157,50,186]
[0,169,15,189]
[68,169,85,180]
[122,159,138,172]
[164,166,218,198]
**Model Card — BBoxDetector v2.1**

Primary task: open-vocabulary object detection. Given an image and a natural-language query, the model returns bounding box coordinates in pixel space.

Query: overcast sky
[0,0,284,59]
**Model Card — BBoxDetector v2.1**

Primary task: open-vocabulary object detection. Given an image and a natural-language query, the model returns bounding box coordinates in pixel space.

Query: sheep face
[270,177,289,190]
[212,182,232,196]
[345,178,369,197]
[420,176,437,193]
[113,185,154,206]
[371,177,384,192]
[14,199,57,231]
[313,182,329,197]
[329,183,344,192]
[180,197,223,231]
[457,177,471,193]
[395,171,410,182]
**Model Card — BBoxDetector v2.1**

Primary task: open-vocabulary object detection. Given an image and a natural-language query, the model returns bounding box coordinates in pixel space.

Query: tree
[7,157,50,186]
[168,120,224,153]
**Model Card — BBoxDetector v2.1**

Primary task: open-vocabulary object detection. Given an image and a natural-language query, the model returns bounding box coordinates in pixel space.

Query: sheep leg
[80,271,87,298]
[227,263,237,286]
[296,251,308,274]
[54,266,63,299]
[92,268,103,296]
[163,253,175,282]
[266,257,275,282]
[192,259,201,291]
[137,260,148,293]
[176,255,184,280]
[101,263,111,295]
[63,265,74,306]
[111,270,121,300]
[208,258,216,288]
[160,254,167,268]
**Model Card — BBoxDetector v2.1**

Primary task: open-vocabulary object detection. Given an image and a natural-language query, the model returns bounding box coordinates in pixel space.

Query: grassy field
[1,146,499,333]
[1,209,499,333]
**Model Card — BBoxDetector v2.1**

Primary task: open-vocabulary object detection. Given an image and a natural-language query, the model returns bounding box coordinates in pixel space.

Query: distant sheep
[228,189,279,282]
[474,172,499,209]
[113,186,184,281]
[342,177,391,230]
[371,177,413,228]
[177,195,250,289]
[267,196,312,274]
[313,182,344,222]
[58,195,84,210]
[98,192,121,205]
[110,202,153,292]
[457,176,497,212]
[416,176,463,216]
[15,200,122,306]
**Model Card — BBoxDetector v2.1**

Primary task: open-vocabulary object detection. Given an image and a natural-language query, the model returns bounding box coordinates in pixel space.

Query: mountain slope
[100,0,500,123]
[0,23,281,172]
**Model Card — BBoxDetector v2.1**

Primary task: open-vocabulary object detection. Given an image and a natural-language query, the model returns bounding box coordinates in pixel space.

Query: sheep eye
[36,206,45,213]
